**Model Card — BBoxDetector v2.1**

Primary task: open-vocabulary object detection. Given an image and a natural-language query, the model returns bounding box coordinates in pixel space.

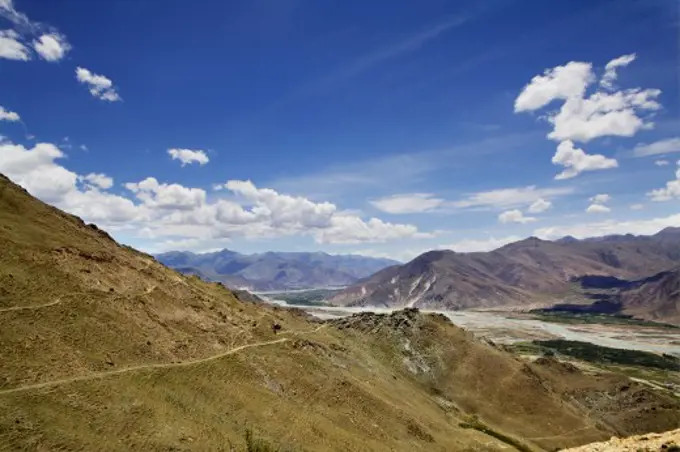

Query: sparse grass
[458,416,533,452]
[244,428,294,452]
[2,174,680,451]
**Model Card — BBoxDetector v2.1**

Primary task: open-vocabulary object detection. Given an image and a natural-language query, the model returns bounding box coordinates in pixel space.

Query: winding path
[0,324,327,396]
[0,298,63,313]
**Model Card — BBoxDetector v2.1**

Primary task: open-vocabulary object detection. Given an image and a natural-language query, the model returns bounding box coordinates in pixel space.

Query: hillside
[332,235,680,322]
[1,172,679,451]
[620,267,680,324]
[156,249,398,291]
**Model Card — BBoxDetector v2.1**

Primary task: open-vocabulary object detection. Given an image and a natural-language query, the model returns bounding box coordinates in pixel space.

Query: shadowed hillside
[0,173,678,451]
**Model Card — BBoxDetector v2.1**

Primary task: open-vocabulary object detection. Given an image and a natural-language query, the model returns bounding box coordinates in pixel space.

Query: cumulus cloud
[585,203,610,214]
[527,198,551,213]
[0,2,70,62]
[633,137,680,157]
[655,160,669,166]
[647,161,680,202]
[600,53,636,90]
[551,140,617,180]
[515,54,661,179]
[79,173,113,190]
[0,105,20,121]
[445,235,522,253]
[125,177,207,210]
[452,185,572,210]
[0,29,29,60]
[535,214,680,240]
[32,33,70,61]
[370,193,444,214]
[498,209,536,224]
[589,194,611,204]
[585,193,611,213]
[167,148,209,166]
[75,67,121,102]
[514,61,593,112]
[0,138,424,247]
[548,88,661,143]
[630,204,644,210]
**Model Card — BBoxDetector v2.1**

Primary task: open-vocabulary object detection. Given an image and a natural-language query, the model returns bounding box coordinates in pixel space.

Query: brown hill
[332,235,680,321]
[620,268,680,324]
[1,173,679,451]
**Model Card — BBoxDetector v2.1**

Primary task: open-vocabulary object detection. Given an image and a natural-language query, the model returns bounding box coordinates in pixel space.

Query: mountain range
[155,249,398,291]
[331,231,680,323]
[2,172,679,450]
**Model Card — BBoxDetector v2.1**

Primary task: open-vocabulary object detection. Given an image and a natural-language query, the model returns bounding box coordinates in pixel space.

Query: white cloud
[0,0,32,29]
[0,105,20,121]
[0,141,139,225]
[535,214,680,240]
[600,53,636,90]
[585,203,611,214]
[586,193,611,213]
[655,160,669,166]
[452,185,572,210]
[370,193,444,214]
[315,216,419,244]
[444,235,522,253]
[79,173,113,190]
[125,177,207,210]
[32,33,70,61]
[552,140,618,180]
[515,54,660,180]
[647,161,680,202]
[634,137,680,157]
[75,67,121,102]
[514,61,593,112]
[167,148,209,167]
[548,88,660,143]
[589,193,611,204]
[527,198,551,213]
[498,209,536,224]
[0,29,29,60]
[0,138,430,247]
[630,204,644,210]
[80,144,88,151]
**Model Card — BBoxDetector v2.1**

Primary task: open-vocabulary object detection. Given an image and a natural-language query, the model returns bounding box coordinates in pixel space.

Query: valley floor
[283,304,680,357]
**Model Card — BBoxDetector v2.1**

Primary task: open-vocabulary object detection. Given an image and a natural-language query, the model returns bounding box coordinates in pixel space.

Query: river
[269,301,680,357]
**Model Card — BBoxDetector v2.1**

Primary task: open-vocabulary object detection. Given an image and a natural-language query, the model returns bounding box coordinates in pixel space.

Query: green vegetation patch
[533,340,680,371]
[266,288,342,306]
[530,311,679,329]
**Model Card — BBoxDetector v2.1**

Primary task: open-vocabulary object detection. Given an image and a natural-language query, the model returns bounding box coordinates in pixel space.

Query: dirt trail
[0,324,327,396]
[0,298,63,313]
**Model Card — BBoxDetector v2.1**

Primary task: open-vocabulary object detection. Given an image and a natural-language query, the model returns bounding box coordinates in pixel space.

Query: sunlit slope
[0,173,678,451]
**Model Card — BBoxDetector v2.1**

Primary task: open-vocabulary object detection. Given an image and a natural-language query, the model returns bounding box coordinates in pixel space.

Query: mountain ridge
[156,248,399,291]
[332,230,680,322]
[1,172,679,450]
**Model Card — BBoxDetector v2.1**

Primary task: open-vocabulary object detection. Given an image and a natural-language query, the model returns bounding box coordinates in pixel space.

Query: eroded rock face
[561,428,680,452]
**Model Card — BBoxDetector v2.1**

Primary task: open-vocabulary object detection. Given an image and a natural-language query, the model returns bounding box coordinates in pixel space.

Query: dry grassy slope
[331,310,680,451]
[0,173,679,452]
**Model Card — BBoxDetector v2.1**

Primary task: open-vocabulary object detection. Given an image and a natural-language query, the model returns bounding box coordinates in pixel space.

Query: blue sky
[1,0,679,261]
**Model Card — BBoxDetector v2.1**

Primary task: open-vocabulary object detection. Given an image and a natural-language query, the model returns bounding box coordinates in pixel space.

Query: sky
[0,0,679,262]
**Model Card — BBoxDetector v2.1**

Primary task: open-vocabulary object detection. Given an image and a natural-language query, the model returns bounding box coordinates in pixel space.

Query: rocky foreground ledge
[563,429,679,452]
